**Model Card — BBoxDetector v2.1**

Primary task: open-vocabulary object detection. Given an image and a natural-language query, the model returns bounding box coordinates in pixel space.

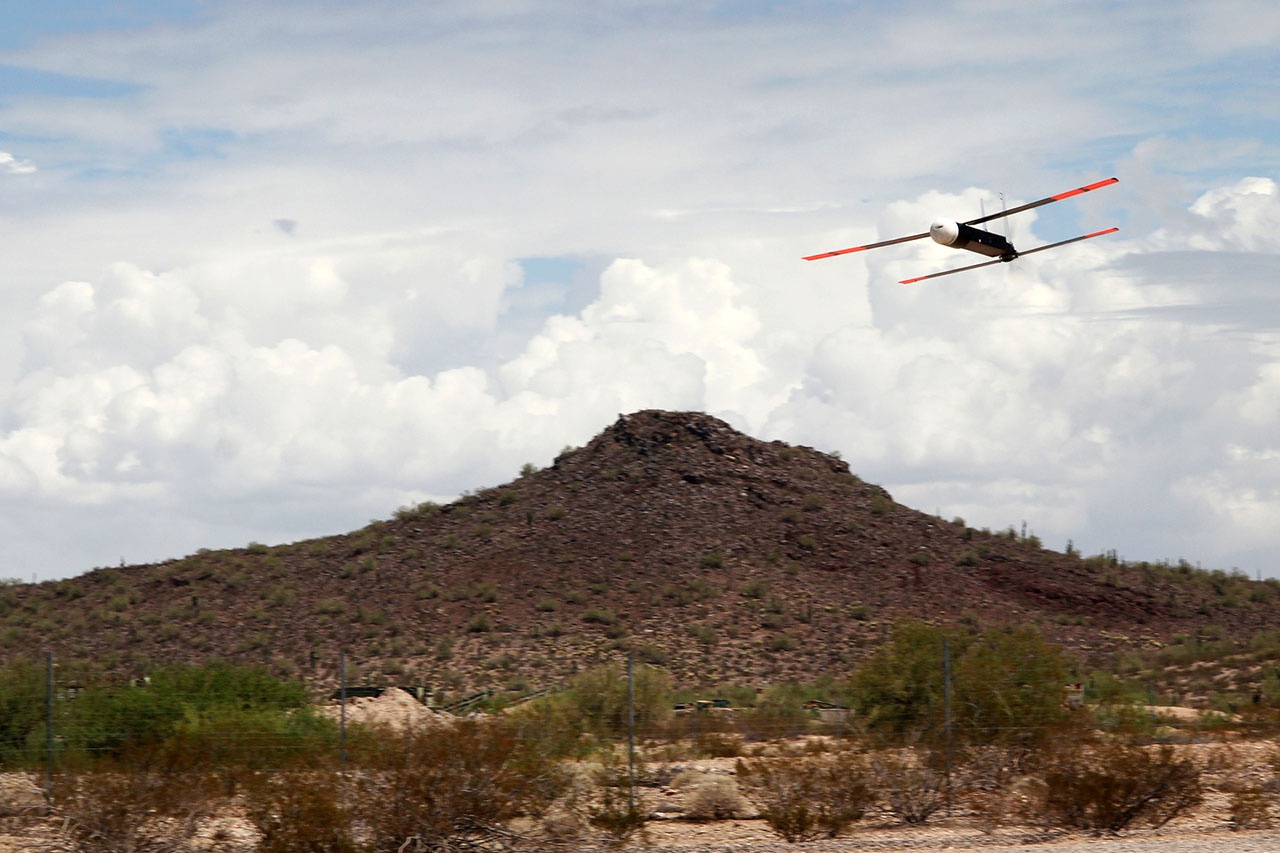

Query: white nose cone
[930,219,960,246]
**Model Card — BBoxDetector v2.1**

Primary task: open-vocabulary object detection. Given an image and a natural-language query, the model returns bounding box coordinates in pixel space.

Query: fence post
[339,651,348,772]
[44,652,54,795]
[943,637,952,815]
[626,653,636,811]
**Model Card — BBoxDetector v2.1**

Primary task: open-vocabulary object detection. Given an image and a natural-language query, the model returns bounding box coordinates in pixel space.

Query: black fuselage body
[952,223,1016,259]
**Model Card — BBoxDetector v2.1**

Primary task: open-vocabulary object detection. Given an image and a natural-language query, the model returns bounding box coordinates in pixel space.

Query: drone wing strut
[964,177,1118,227]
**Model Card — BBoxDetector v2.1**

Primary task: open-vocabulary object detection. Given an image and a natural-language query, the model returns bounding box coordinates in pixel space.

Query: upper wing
[964,177,1118,227]
[802,230,930,261]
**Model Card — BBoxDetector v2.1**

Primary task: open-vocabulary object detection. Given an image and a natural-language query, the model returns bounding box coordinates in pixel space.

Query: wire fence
[3,651,1275,785]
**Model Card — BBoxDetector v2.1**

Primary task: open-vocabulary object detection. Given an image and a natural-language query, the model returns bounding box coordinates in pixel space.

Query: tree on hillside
[850,621,1071,748]
[953,623,1072,748]
[849,621,968,743]
[560,661,674,739]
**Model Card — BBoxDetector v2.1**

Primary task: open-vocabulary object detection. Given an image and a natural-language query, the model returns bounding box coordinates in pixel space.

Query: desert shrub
[694,731,744,758]
[1034,743,1202,834]
[1228,787,1274,830]
[871,752,946,825]
[767,634,799,652]
[47,767,224,853]
[688,623,718,645]
[952,742,1058,832]
[585,783,647,847]
[582,607,619,626]
[684,775,747,821]
[242,771,359,853]
[352,717,570,851]
[736,750,874,842]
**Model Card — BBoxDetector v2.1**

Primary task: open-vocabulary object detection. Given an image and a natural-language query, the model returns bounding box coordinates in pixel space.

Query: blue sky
[0,1,1278,581]
[0,1,204,48]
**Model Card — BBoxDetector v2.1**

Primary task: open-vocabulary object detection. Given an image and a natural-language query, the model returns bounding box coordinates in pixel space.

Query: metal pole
[44,652,54,795]
[943,638,952,815]
[339,651,348,772]
[626,653,636,812]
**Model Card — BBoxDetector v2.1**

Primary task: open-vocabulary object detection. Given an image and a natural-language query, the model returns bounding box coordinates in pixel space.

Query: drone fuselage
[930,220,1016,260]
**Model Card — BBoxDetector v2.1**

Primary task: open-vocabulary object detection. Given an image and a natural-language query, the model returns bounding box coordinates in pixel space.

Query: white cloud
[0,3,1277,579]
[4,171,1280,579]
[0,152,36,174]
[1186,177,1280,251]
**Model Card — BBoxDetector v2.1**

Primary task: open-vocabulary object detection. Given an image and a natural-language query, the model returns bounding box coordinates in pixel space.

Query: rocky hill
[6,410,1279,695]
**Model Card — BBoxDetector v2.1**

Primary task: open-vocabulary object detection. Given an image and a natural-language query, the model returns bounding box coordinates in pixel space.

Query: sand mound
[1148,705,1241,723]
[0,774,43,817]
[319,688,455,730]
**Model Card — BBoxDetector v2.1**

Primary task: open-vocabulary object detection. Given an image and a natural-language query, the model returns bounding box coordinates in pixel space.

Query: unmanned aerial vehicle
[803,177,1119,284]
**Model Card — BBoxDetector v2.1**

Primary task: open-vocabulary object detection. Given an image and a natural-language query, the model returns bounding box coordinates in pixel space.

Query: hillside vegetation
[3,410,1278,700]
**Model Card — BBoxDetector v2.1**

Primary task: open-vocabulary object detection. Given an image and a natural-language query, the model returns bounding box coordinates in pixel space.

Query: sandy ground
[640,824,1280,852]
[3,817,1280,853]
[1,711,1274,852]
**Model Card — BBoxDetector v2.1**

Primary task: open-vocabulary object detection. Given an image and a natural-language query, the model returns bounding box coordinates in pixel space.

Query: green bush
[515,662,674,744]
[850,621,1070,749]
[0,658,47,767]
[58,662,317,767]
[767,634,799,652]
[582,607,619,626]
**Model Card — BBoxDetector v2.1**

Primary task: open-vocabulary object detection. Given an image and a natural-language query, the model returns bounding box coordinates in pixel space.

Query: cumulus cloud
[0,3,1277,579]
[779,178,1280,568]
[3,175,1276,580]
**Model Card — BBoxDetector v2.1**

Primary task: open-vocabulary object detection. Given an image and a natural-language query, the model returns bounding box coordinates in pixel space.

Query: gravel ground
[2,737,1275,852]
[3,821,1279,852]
[639,833,1280,853]
[634,824,1280,853]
